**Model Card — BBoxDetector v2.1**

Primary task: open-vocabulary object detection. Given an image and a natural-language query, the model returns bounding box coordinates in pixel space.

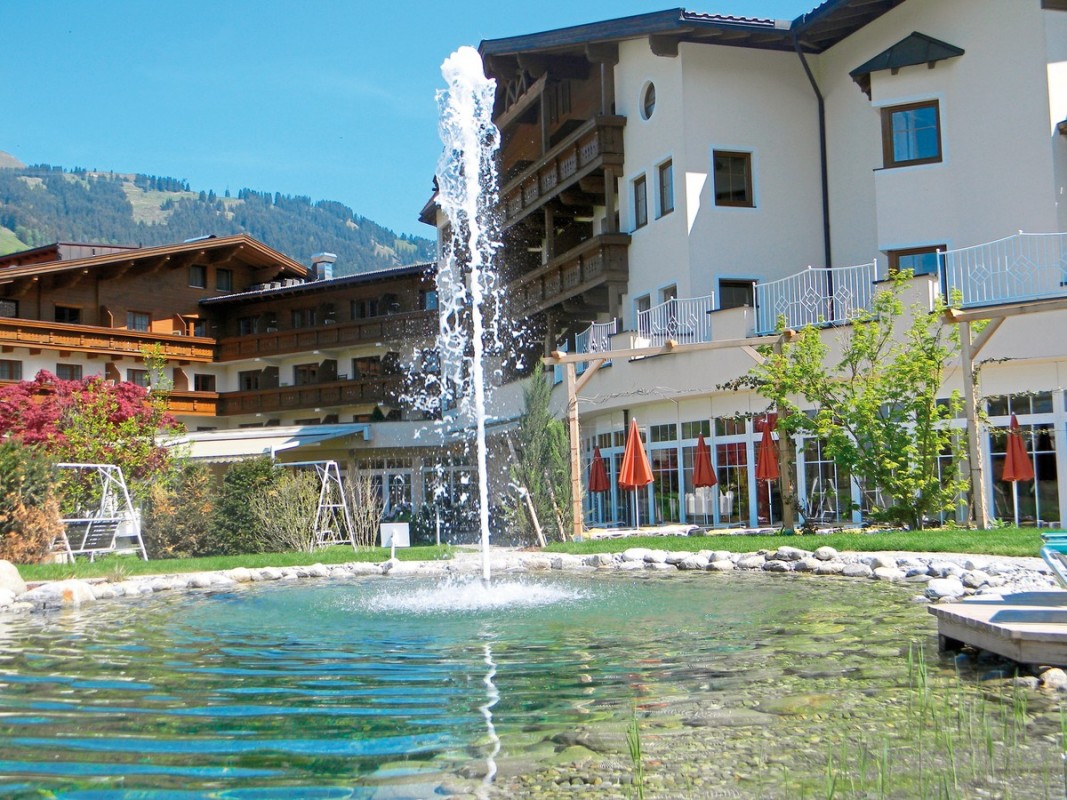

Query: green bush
[210,458,282,555]
[0,441,63,563]
[141,461,216,559]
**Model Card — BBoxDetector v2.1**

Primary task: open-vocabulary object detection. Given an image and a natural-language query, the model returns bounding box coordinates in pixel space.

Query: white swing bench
[51,463,148,562]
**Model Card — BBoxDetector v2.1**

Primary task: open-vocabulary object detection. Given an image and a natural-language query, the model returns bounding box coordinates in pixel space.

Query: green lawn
[12,528,1049,583]
[16,544,456,583]
[548,527,1047,559]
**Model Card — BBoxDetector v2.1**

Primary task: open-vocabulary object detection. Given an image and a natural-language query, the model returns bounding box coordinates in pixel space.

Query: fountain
[432,46,507,583]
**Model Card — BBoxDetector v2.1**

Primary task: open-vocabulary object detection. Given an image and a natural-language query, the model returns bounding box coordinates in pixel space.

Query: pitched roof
[0,234,306,283]
[849,31,965,96]
[479,0,908,61]
[199,262,435,306]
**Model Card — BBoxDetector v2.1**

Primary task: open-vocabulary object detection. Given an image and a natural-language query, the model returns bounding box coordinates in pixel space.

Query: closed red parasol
[755,417,779,526]
[619,419,653,527]
[1003,414,1035,483]
[692,434,717,488]
[755,419,779,481]
[588,447,610,493]
[1002,413,1034,527]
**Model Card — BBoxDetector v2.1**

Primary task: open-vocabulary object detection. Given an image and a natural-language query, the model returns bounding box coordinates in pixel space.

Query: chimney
[310,252,337,281]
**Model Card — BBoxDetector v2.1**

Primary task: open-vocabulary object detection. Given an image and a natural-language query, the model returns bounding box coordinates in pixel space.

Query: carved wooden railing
[165,391,219,416]
[0,318,214,361]
[216,310,437,361]
[509,233,630,316]
[217,375,403,416]
[500,116,626,227]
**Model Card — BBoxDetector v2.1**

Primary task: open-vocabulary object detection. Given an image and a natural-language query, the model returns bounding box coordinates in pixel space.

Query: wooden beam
[565,363,582,541]
[959,320,990,529]
[649,34,679,57]
[944,295,1067,323]
[968,317,1004,359]
[741,345,765,364]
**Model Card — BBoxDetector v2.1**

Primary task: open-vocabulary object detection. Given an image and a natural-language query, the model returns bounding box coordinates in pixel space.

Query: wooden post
[960,320,990,528]
[565,362,583,540]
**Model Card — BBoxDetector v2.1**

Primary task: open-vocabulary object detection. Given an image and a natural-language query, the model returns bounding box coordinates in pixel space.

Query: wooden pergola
[945,295,1067,529]
[543,333,792,540]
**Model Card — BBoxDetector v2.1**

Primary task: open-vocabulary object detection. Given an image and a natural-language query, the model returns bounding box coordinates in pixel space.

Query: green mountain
[0,152,435,274]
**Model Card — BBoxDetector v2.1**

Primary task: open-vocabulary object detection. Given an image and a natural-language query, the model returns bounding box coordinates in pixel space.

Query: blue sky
[1,1,816,239]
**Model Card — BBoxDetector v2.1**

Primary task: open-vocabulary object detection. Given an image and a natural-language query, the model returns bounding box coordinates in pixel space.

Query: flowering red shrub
[0,371,180,481]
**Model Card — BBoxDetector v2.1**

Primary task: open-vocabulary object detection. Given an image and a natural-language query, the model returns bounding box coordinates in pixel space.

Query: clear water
[0,573,1062,798]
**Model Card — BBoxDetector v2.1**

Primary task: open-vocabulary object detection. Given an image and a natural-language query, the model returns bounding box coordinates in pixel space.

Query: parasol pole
[1012,481,1020,527]
[767,480,774,527]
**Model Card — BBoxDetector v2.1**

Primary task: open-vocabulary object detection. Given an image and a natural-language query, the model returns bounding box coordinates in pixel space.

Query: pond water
[0,572,1062,798]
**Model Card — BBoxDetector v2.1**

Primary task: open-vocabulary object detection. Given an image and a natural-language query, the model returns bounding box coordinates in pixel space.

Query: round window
[641,82,656,120]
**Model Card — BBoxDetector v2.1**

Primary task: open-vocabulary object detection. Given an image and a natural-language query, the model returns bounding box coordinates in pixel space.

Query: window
[193,374,216,392]
[294,363,319,386]
[713,151,753,207]
[190,319,207,337]
[216,268,233,292]
[660,285,677,303]
[419,289,438,311]
[888,245,944,276]
[635,294,651,315]
[56,363,82,381]
[0,300,17,318]
[657,160,674,217]
[641,82,656,120]
[238,316,258,336]
[0,360,22,381]
[882,100,941,168]
[188,265,207,288]
[352,298,379,319]
[55,305,81,324]
[719,279,756,309]
[238,370,261,391]
[291,308,317,328]
[127,311,150,332]
[633,175,648,229]
[126,369,150,388]
[650,423,677,443]
[681,420,711,439]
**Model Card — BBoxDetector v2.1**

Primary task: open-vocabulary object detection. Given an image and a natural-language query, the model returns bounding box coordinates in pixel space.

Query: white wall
[817,0,1061,264]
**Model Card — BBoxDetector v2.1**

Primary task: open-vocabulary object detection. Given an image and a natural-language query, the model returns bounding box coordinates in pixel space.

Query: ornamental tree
[0,370,180,487]
[748,273,966,530]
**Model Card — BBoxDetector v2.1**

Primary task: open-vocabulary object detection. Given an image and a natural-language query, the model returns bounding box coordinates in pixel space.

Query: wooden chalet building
[0,234,439,432]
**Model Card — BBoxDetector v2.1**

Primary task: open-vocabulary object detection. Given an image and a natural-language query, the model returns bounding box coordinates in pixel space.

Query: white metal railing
[636,295,714,348]
[574,319,617,375]
[754,262,877,335]
[941,231,1067,308]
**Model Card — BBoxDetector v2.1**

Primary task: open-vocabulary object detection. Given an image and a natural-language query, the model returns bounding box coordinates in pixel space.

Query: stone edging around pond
[0,544,1055,614]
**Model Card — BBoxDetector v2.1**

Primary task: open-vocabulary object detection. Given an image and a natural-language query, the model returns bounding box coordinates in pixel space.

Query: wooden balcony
[509,233,630,317]
[217,310,437,361]
[166,391,219,417]
[0,318,214,362]
[217,375,403,416]
[500,116,626,228]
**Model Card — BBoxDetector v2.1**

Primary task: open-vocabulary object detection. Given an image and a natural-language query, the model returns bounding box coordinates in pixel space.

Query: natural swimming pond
[0,572,1062,798]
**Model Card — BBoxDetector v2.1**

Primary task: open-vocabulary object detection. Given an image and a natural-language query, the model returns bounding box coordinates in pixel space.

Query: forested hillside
[0,157,435,275]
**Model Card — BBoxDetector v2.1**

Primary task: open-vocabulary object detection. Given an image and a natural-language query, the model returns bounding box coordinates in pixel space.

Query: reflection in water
[479,641,500,796]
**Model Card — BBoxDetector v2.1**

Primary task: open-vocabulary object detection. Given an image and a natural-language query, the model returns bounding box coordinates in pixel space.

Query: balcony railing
[165,391,219,416]
[941,232,1067,308]
[509,233,630,317]
[0,319,214,361]
[217,310,437,361]
[500,116,626,227]
[637,296,715,348]
[217,375,402,416]
[575,319,616,373]
[754,262,878,335]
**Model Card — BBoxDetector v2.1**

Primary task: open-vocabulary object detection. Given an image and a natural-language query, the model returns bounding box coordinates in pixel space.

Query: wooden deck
[930,590,1067,666]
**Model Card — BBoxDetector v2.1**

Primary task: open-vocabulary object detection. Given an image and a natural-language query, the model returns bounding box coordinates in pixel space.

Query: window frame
[54,305,81,324]
[641,82,656,120]
[193,373,216,392]
[216,268,233,292]
[56,363,83,381]
[881,99,942,168]
[633,174,648,230]
[188,265,207,288]
[126,311,151,332]
[718,278,756,310]
[712,150,754,208]
[657,159,674,218]
[126,368,150,388]
[0,360,22,381]
[888,244,946,276]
